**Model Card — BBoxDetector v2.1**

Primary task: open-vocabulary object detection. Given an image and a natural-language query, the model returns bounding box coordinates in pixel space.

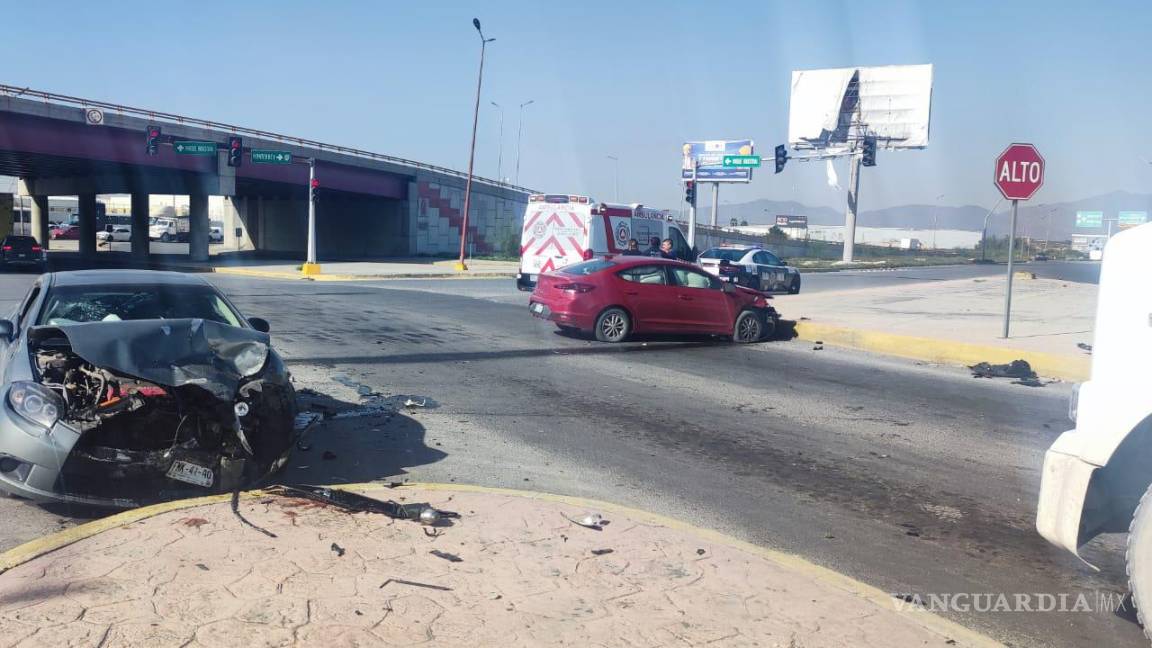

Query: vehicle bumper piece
[1036,440,1100,564]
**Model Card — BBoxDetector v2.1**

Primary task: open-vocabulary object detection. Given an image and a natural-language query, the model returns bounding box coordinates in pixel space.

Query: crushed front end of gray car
[1,318,296,507]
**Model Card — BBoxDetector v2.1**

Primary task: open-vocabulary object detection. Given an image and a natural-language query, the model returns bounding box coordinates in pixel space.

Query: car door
[752,251,785,291]
[667,266,732,332]
[615,264,680,332]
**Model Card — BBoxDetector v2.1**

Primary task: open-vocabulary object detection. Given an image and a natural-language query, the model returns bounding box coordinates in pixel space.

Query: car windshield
[39,284,243,327]
[559,259,616,275]
[700,248,749,261]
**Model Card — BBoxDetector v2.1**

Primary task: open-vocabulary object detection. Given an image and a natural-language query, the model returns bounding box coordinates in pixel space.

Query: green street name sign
[722,155,761,168]
[251,149,293,164]
[173,140,217,155]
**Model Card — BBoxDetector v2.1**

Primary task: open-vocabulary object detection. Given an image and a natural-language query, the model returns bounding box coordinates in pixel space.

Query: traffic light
[862,136,877,167]
[774,144,788,174]
[684,181,696,205]
[227,136,243,168]
[145,125,161,156]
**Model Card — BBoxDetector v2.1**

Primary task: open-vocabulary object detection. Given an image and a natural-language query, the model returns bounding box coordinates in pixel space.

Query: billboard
[788,64,933,152]
[1075,211,1103,228]
[681,140,755,182]
[775,215,808,228]
[1118,211,1148,229]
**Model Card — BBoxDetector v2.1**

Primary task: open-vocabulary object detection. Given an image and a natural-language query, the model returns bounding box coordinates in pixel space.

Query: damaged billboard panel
[788,64,933,152]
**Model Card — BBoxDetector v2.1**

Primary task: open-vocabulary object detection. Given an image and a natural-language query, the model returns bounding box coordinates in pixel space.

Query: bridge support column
[189,193,209,262]
[130,192,150,262]
[78,193,97,260]
[30,195,49,248]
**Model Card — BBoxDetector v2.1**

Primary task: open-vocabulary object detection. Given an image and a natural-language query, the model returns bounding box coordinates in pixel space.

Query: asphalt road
[0,265,1134,647]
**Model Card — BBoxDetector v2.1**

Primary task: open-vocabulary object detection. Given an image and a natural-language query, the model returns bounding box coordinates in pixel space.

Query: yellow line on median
[794,321,1090,382]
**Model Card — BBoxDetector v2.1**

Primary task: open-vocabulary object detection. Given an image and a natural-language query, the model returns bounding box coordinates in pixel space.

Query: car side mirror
[247,317,270,333]
[722,283,736,294]
[0,320,14,342]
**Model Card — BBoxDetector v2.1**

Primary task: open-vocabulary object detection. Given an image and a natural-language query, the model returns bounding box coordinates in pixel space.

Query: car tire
[161,233,171,243]
[594,307,630,343]
[733,310,764,343]
[1127,482,1152,642]
[788,276,801,294]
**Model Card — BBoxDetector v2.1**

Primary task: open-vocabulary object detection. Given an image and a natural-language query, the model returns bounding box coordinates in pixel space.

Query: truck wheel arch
[1085,415,1152,541]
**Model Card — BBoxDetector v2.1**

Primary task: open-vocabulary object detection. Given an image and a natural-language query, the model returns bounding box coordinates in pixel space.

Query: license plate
[167,460,214,488]
[531,302,544,314]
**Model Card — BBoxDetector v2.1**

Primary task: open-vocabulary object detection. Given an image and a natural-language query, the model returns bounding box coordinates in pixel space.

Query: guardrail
[0,83,534,194]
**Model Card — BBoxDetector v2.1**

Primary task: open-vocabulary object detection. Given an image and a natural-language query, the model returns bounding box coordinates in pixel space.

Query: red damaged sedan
[529,257,778,343]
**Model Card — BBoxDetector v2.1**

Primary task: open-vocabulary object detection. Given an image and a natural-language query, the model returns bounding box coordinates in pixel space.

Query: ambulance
[515,194,692,291]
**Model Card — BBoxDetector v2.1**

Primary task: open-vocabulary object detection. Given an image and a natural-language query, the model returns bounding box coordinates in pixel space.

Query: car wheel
[788,276,801,294]
[1128,482,1152,642]
[594,308,630,343]
[161,233,171,242]
[733,310,763,343]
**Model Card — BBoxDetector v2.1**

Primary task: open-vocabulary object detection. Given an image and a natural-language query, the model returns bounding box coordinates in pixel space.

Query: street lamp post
[456,18,495,272]
[606,155,619,202]
[980,197,1005,262]
[514,99,534,186]
[490,101,504,182]
[932,193,944,250]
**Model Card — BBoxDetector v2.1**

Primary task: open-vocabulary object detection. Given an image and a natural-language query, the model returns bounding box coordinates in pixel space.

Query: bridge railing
[0,83,533,194]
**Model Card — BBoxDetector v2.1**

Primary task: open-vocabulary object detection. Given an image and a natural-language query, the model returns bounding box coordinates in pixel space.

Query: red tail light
[30,245,41,253]
[2,246,11,252]
[581,249,594,260]
[554,282,596,293]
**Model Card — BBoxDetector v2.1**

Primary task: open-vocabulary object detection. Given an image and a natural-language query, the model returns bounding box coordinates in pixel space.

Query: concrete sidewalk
[777,275,1095,380]
[0,483,994,648]
[212,258,519,281]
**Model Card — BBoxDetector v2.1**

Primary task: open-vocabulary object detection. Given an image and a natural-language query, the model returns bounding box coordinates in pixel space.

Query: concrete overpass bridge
[0,84,531,262]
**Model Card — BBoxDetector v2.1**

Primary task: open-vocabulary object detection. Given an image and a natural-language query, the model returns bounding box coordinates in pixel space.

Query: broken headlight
[7,381,64,434]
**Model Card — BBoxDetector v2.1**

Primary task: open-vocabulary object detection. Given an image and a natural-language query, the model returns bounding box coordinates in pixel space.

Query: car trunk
[28,319,296,504]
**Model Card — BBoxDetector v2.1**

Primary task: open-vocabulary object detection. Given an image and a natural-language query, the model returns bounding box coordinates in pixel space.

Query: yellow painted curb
[794,321,1090,382]
[0,481,1001,647]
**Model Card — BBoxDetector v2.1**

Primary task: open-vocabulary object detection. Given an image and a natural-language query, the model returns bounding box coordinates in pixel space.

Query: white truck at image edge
[1035,221,1152,641]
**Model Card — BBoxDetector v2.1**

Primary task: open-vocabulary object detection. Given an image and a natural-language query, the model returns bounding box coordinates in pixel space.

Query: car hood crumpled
[29,318,270,400]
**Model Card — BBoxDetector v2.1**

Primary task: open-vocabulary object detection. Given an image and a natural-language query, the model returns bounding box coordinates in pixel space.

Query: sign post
[687,161,698,249]
[994,143,1045,338]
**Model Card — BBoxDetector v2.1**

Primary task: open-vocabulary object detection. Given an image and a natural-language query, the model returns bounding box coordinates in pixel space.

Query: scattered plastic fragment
[430,550,463,563]
[404,397,428,408]
[591,549,614,556]
[331,542,345,557]
[563,512,607,531]
[419,507,442,526]
[381,578,452,592]
[969,359,1036,380]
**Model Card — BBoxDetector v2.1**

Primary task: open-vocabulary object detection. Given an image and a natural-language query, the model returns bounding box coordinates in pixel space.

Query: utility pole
[710,182,720,228]
[456,18,495,272]
[980,197,1004,262]
[1002,199,1018,338]
[687,161,698,249]
[490,101,504,182]
[302,158,320,275]
[607,155,619,202]
[514,99,534,186]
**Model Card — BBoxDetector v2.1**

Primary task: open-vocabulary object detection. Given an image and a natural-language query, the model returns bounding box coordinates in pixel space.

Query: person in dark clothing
[644,236,662,256]
[621,238,643,255]
[659,238,676,259]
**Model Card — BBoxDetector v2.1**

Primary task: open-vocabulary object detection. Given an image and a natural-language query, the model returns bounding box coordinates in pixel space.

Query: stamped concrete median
[777,275,1096,381]
[0,483,996,648]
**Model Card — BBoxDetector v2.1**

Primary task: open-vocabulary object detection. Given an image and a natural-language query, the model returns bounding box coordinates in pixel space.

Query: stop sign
[994,143,1044,201]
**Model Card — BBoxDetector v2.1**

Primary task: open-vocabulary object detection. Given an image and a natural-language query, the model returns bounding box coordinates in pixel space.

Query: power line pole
[514,99,534,186]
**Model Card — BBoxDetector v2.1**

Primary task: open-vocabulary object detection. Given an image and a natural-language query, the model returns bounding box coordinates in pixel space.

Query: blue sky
[3,1,1150,212]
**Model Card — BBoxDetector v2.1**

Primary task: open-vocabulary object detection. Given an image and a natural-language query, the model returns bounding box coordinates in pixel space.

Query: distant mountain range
[722,191,1152,240]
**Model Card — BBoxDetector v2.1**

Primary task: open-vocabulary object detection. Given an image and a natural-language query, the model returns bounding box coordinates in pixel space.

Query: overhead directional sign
[1075,211,1103,228]
[994,143,1044,201]
[722,155,761,168]
[1118,211,1148,229]
[251,149,293,164]
[173,140,217,156]
[681,140,755,182]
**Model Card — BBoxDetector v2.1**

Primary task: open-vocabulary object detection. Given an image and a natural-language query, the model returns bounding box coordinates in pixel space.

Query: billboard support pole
[687,161,698,249]
[842,153,861,262]
[710,182,720,229]
[1002,199,1018,338]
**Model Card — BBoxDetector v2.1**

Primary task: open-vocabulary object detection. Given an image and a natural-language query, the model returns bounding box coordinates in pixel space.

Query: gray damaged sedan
[0,270,297,507]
